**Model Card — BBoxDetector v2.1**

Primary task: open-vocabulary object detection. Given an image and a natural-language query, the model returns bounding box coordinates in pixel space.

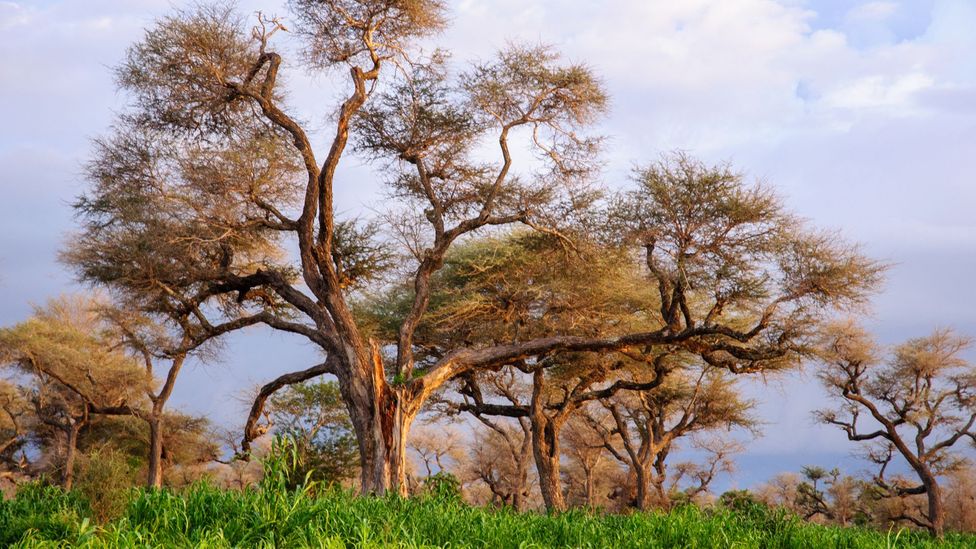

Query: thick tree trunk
[922,473,945,538]
[147,415,164,489]
[531,418,566,512]
[634,464,652,511]
[534,447,565,511]
[62,423,80,490]
[339,344,418,496]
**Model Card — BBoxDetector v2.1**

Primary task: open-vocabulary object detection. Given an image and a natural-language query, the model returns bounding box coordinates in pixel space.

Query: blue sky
[1,0,974,491]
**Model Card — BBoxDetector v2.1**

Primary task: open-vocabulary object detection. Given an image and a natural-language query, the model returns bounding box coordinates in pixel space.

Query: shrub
[73,449,139,523]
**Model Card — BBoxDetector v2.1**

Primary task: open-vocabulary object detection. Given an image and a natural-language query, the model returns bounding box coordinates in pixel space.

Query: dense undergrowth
[1,443,972,548]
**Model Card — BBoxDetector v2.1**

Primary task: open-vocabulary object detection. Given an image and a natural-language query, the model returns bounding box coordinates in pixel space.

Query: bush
[73,449,139,523]
[421,472,462,502]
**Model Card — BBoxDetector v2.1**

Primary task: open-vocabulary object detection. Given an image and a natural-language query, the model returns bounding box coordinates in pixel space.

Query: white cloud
[847,1,899,22]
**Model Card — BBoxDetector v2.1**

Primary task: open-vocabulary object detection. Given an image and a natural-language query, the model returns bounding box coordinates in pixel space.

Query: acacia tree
[587,366,755,510]
[408,425,463,480]
[78,411,219,486]
[0,297,148,488]
[794,466,865,525]
[817,323,976,537]
[464,420,536,509]
[94,308,210,489]
[263,379,359,487]
[0,381,32,478]
[562,415,616,508]
[74,1,882,495]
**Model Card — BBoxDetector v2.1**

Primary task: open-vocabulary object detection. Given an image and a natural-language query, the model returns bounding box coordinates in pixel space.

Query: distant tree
[756,472,803,514]
[793,466,866,525]
[816,323,976,537]
[667,438,744,506]
[78,412,219,486]
[464,421,536,510]
[95,306,230,488]
[561,415,616,508]
[408,425,463,484]
[0,381,32,483]
[943,466,976,533]
[264,380,359,487]
[73,0,882,496]
[587,365,756,510]
[0,296,148,488]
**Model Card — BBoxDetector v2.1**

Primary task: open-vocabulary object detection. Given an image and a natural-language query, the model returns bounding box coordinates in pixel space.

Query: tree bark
[147,415,164,489]
[583,464,595,508]
[921,471,945,538]
[63,422,80,490]
[530,368,566,511]
[339,343,420,496]
[634,464,652,511]
[533,436,565,512]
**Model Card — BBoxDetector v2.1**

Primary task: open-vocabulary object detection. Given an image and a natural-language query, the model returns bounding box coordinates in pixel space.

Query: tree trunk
[145,353,185,489]
[147,415,164,489]
[634,464,652,511]
[583,465,595,507]
[922,472,945,538]
[62,423,80,490]
[534,447,565,512]
[339,344,418,496]
[531,417,566,512]
[512,425,532,512]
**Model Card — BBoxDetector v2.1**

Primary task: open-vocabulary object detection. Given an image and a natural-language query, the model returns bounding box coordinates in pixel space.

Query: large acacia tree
[70,1,883,495]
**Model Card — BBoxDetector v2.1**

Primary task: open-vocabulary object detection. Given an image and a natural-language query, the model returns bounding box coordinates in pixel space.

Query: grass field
[1,450,971,548]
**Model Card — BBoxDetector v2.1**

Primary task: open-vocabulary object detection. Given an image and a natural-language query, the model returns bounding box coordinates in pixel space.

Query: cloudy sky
[1,0,974,489]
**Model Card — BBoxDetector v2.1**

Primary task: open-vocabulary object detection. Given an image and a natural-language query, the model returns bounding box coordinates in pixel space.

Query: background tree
[407,425,463,488]
[816,322,976,537]
[588,364,756,510]
[463,422,537,510]
[262,379,359,488]
[561,415,617,509]
[0,381,32,480]
[792,465,866,525]
[78,412,219,487]
[0,296,148,488]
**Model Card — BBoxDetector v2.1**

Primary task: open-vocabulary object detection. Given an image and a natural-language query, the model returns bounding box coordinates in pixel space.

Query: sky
[0,0,974,491]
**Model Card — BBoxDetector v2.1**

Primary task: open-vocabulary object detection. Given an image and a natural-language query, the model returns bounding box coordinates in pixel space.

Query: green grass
[4,484,973,548]
[1,445,971,548]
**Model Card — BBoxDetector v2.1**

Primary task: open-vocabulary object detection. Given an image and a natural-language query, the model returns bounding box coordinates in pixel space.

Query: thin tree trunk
[583,465,595,507]
[62,422,81,490]
[634,464,652,511]
[143,353,185,489]
[147,415,164,489]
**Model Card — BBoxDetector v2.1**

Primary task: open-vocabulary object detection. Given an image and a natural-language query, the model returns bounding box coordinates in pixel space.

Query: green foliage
[0,483,92,546]
[421,472,462,503]
[1,470,973,547]
[719,489,763,514]
[72,449,139,524]
[267,381,359,487]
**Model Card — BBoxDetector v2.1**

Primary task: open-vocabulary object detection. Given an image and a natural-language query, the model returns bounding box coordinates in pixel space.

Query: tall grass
[2,440,971,548]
